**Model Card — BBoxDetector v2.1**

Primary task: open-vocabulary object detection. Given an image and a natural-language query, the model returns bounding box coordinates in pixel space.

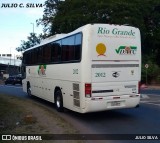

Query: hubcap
[28,87,31,96]
[56,96,60,108]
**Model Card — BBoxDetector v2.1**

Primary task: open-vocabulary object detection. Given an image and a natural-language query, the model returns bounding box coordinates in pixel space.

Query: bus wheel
[27,84,32,97]
[55,90,64,112]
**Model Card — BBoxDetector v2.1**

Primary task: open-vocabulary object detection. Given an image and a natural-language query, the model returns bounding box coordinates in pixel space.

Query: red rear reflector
[85,83,91,98]
[99,98,103,100]
[113,96,120,99]
[138,82,141,94]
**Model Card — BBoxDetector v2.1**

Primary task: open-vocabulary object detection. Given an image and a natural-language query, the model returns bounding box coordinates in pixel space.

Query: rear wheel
[55,90,64,112]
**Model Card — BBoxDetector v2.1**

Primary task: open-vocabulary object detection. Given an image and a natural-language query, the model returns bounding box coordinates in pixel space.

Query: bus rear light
[85,83,92,98]
[138,82,141,94]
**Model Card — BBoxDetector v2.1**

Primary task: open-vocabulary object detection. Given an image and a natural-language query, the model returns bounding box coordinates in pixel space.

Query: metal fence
[0,57,21,78]
[0,57,21,66]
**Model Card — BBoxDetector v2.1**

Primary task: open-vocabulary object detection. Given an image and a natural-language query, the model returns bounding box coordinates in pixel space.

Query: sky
[0,0,44,57]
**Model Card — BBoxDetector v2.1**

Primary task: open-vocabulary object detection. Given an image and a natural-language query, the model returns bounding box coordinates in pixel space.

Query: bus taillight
[138,82,141,94]
[85,83,92,98]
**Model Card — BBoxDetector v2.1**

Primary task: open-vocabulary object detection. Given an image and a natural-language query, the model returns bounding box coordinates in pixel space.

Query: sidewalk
[146,85,160,90]
[0,79,4,85]
[140,83,160,90]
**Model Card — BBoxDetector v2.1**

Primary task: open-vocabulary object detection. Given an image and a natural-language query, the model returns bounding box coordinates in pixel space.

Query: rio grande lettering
[98,27,135,36]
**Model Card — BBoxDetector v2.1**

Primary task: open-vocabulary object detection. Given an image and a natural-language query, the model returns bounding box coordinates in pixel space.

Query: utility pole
[10,47,11,65]
[145,64,149,85]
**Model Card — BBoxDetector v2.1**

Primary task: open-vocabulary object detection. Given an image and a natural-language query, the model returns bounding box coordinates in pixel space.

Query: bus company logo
[131,70,134,75]
[96,43,107,56]
[112,72,120,78]
[38,65,46,76]
[115,46,137,55]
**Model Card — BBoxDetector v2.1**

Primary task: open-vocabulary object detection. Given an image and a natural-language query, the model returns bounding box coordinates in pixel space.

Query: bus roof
[24,23,138,52]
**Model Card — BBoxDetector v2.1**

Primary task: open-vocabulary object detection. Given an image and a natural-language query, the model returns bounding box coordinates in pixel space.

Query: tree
[38,0,160,67]
[16,33,41,52]
[36,0,63,35]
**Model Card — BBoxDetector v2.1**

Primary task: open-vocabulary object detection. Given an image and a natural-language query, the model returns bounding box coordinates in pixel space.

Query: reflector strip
[92,64,139,68]
[92,90,113,93]
[113,97,120,99]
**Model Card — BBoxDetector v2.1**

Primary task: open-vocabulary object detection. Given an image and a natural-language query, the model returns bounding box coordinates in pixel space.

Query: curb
[140,94,150,99]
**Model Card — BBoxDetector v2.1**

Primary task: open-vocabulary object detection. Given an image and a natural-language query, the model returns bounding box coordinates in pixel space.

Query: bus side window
[37,47,43,64]
[32,49,38,65]
[31,49,34,65]
[27,51,31,65]
[51,40,61,63]
[75,33,82,61]
[33,48,38,64]
[43,43,51,63]
[22,52,27,65]
[61,36,75,62]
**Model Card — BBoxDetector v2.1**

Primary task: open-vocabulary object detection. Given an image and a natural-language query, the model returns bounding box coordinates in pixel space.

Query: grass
[0,94,85,143]
[0,95,23,134]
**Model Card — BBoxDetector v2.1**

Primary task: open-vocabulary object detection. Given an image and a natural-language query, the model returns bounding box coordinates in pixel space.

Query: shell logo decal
[96,43,106,56]
[38,65,46,76]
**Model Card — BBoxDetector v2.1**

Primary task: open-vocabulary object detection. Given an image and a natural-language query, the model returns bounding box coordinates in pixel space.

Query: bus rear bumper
[83,94,140,113]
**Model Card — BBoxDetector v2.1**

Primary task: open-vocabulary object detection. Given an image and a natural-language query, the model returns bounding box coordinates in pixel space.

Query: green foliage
[16,33,41,52]
[141,55,160,84]
[17,0,160,83]
[157,75,160,82]
[37,0,160,67]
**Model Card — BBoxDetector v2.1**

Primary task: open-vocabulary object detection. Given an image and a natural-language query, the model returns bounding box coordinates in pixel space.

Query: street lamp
[10,47,11,65]
[31,23,34,33]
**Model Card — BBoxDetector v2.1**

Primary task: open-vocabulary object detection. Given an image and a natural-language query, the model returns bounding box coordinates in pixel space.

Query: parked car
[5,76,22,85]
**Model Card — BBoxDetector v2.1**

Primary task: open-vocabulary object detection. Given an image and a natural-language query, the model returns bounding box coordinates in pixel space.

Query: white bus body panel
[79,24,141,112]
[23,24,141,113]
[81,24,141,113]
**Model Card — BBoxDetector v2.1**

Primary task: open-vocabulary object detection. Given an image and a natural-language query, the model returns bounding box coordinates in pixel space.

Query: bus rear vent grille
[73,83,80,107]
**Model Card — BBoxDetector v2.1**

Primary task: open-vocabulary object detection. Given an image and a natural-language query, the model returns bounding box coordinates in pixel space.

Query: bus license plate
[111,101,121,106]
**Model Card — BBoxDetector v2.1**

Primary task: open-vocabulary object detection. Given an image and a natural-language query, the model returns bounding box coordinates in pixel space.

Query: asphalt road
[0,84,160,143]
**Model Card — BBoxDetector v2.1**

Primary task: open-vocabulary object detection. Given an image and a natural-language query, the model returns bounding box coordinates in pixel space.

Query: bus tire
[27,83,32,97]
[55,90,64,112]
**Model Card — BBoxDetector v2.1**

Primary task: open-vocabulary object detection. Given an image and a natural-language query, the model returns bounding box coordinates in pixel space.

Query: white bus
[22,24,141,113]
